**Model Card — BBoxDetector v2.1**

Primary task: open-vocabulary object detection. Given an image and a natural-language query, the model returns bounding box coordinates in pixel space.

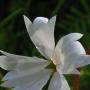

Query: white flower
[0,15,90,90]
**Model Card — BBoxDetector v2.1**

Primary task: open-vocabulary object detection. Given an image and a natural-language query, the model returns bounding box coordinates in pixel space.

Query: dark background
[0,0,90,90]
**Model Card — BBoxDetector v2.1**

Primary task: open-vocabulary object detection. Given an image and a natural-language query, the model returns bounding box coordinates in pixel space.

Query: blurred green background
[0,0,90,90]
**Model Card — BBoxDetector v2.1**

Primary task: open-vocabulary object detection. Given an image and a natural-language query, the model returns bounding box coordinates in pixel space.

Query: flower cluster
[0,16,90,90]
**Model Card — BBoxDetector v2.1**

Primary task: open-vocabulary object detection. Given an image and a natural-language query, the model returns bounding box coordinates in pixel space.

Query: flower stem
[73,74,80,90]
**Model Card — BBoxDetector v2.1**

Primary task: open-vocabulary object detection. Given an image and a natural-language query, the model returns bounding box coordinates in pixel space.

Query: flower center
[46,60,56,71]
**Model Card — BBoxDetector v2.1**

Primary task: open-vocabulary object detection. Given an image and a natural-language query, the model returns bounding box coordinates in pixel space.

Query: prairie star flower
[0,16,90,90]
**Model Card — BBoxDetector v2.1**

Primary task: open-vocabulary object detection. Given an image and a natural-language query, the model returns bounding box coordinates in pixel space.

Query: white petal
[0,50,48,71]
[33,17,49,29]
[48,72,70,90]
[56,65,80,74]
[59,33,83,43]
[13,70,52,90]
[0,50,32,60]
[3,59,50,80]
[52,33,85,73]
[1,69,52,89]
[67,54,90,68]
[24,16,56,59]
[23,15,32,33]
[57,53,90,74]
[60,41,85,58]
[0,55,16,70]
[52,33,85,65]
[56,53,82,74]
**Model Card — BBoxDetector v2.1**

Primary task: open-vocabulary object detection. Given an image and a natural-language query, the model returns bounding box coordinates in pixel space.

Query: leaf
[51,0,66,16]
[80,0,89,12]
[0,8,23,29]
[58,7,90,33]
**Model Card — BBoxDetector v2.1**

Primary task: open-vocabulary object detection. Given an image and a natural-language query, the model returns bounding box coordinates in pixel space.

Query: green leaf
[0,8,23,29]
[51,0,66,16]
[58,7,90,33]
[71,8,84,17]
[80,0,90,12]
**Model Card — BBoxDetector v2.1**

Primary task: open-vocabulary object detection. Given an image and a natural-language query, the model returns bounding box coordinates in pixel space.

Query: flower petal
[56,64,80,74]
[3,59,50,81]
[1,69,52,89]
[59,33,83,43]
[0,55,16,70]
[0,50,49,71]
[48,72,70,90]
[52,33,84,65]
[56,53,90,74]
[24,16,56,59]
[60,41,86,57]
[67,54,90,68]
[14,71,51,90]
[33,17,49,29]
[23,15,32,33]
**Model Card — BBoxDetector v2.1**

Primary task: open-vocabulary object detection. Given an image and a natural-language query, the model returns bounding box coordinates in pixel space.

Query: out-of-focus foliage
[0,0,90,90]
